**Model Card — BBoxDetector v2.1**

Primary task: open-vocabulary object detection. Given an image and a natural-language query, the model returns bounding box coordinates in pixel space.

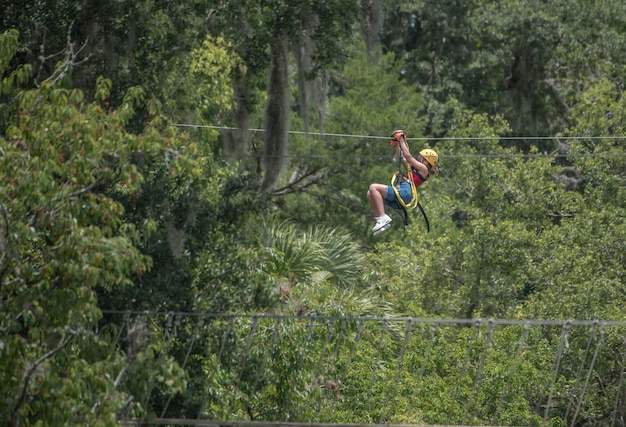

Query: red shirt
[409,167,427,187]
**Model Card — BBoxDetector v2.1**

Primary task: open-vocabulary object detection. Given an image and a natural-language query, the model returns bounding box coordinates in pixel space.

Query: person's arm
[399,135,429,178]
[390,131,407,169]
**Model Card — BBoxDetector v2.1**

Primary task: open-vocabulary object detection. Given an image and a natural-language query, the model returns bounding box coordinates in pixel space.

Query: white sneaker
[372,214,392,236]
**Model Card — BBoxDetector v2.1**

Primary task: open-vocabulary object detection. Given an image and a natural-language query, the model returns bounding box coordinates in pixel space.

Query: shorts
[384,180,413,210]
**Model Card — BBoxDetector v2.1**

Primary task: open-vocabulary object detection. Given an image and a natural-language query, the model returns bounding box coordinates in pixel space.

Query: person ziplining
[366,129,439,236]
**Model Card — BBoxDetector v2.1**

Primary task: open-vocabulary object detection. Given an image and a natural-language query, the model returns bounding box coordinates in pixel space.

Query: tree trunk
[261,34,290,192]
[295,44,310,136]
[360,0,383,63]
[226,77,253,159]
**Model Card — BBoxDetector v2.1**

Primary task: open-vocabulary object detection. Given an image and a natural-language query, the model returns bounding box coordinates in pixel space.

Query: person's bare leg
[367,183,388,217]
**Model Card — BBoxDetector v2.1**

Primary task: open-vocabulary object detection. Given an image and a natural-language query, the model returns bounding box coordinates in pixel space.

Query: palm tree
[262,216,400,319]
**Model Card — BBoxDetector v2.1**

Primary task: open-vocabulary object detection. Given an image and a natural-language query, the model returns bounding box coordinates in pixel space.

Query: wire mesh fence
[102,312,626,427]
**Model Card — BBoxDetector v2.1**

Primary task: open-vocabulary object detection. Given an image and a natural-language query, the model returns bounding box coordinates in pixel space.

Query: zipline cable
[169,124,626,160]
[209,153,626,159]
[170,123,626,142]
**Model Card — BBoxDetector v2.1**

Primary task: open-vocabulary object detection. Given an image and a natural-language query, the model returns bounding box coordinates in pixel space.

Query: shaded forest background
[1,0,626,425]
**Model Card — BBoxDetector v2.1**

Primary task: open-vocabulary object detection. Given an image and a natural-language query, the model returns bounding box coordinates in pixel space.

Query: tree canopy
[1,0,626,424]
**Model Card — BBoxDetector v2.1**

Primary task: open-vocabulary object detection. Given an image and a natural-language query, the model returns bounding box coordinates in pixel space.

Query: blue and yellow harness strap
[391,170,419,210]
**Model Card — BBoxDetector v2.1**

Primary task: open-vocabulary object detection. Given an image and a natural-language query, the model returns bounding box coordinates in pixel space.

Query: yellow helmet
[419,148,439,167]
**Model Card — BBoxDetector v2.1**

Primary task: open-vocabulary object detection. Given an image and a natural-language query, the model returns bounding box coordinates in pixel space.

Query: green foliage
[174,35,243,123]
[511,79,626,322]
[381,0,626,138]
[262,217,366,287]
[327,46,426,137]
[192,240,278,315]
[0,29,31,96]
[566,78,626,203]
[3,1,626,425]
[0,75,186,424]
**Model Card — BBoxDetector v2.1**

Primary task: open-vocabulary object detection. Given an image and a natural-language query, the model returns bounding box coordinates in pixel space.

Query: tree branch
[10,330,78,427]
[92,320,149,416]
[0,199,10,293]
[271,167,323,196]
[35,21,91,88]
[66,177,105,199]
